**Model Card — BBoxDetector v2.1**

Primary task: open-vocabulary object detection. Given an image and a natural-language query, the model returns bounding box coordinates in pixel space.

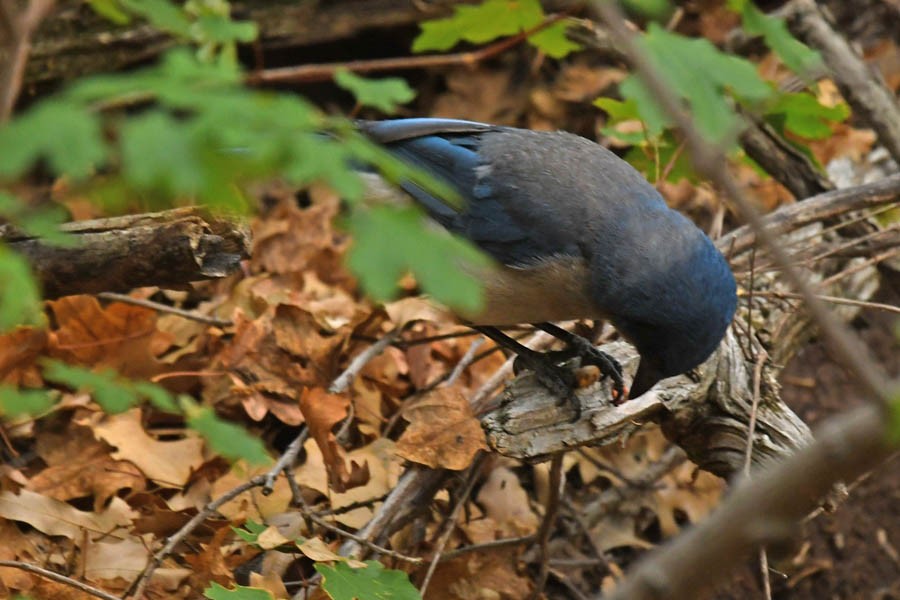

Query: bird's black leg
[472,326,580,416]
[534,323,626,403]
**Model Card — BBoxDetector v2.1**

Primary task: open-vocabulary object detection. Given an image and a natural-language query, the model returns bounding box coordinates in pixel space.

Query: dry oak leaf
[184,523,233,592]
[83,537,151,583]
[251,186,348,279]
[294,437,401,529]
[476,466,540,536]
[0,489,135,542]
[92,408,205,488]
[29,424,145,511]
[427,550,532,600]
[300,387,369,493]
[395,388,488,470]
[0,326,47,386]
[47,296,162,378]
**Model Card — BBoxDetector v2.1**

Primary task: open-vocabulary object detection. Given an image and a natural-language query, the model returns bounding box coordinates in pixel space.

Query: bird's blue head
[603,217,737,398]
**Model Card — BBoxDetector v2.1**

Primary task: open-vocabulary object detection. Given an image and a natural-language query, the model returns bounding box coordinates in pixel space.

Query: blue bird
[359,118,737,406]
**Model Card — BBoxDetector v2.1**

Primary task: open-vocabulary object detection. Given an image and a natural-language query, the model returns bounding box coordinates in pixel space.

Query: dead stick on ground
[96,292,234,328]
[419,456,486,597]
[247,15,565,85]
[0,560,119,600]
[530,453,565,600]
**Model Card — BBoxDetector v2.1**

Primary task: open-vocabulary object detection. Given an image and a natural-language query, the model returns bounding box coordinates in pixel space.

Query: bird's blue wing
[359,119,562,265]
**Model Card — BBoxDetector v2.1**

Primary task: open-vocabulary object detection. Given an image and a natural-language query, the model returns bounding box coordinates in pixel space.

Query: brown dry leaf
[184,524,233,592]
[299,387,368,493]
[47,296,162,378]
[29,424,145,511]
[249,571,290,600]
[591,513,654,553]
[211,462,293,522]
[552,62,627,103]
[395,388,487,470]
[0,326,47,386]
[294,437,402,529]
[384,297,453,327]
[427,550,532,600]
[207,310,306,424]
[654,463,723,537]
[0,490,134,542]
[298,541,365,570]
[257,525,292,550]
[92,408,204,488]
[251,187,348,281]
[432,67,523,124]
[83,537,150,583]
[476,466,540,536]
[350,378,384,437]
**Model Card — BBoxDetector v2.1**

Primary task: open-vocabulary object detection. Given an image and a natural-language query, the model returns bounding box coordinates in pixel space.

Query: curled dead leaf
[395,388,487,470]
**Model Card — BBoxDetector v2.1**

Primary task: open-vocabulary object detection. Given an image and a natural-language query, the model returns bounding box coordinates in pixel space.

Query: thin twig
[444,337,485,386]
[0,560,119,600]
[439,534,535,561]
[262,427,308,496]
[419,456,485,597]
[329,327,402,394]
[0,0,54,122]
[743,291,900,316]
[96,292,234,327]
[127,475,267,599]
[303,511,424,564]
[529,454,565,600]
[247,15,566,85]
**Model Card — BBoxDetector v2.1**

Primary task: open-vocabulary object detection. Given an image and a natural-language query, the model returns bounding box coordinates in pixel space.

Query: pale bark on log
[1,207,250,298]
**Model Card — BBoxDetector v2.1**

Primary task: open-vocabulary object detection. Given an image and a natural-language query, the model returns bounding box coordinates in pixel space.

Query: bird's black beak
[628,359,662,399]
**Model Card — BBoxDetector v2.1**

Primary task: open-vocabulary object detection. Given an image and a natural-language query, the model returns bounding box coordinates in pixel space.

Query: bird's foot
[564,336,626,404]
[515,335,626,405]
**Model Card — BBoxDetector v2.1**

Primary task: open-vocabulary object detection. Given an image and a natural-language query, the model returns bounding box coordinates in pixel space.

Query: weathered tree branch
[1,207,250,298]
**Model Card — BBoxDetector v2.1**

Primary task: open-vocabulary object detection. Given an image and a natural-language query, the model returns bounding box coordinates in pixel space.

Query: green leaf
[766,91,849,139]
[730,0,821,76]
[133,381,178,412]
[622,24,775,144]
[41,361,139,413]
[120,0,192,37]
[87,0,132,24]
[889,392,900,444]
[334,69,416,114]
[0,386,55,418]
[622,0,675,21]
[193,15,258,44]
[528,20,581,59]
[0,192,73,247]
[232,519,268,544]
[412,0,543,53]
[187,406,270,465]
[0,246,44,332]
[595,97,652,144]
[0,100,107,180]
[344,206,487,313]
[120,110,207,196]
[316,561,421,600]
[203,582,274,600]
